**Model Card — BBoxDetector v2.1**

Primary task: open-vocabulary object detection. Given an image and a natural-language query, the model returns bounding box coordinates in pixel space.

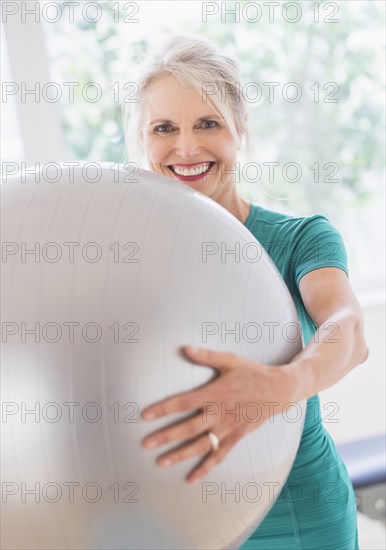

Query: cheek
[218,144,237,165]
[143,137,160,163]
[209,134,237,162]
[146,137,170,165]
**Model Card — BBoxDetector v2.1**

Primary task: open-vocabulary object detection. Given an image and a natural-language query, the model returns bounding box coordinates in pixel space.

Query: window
[2,0,384,293]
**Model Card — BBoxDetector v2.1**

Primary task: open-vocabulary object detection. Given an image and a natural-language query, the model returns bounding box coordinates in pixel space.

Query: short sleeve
[293,215,349,287]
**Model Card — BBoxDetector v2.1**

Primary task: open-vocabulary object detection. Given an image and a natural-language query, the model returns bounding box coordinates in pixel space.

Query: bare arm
[284,267,369,401]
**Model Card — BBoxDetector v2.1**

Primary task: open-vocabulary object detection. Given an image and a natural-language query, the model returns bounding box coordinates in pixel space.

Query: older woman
[125,35,369,549]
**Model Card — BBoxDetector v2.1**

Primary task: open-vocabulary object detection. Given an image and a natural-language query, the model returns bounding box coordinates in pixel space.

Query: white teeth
[172,163,211,176]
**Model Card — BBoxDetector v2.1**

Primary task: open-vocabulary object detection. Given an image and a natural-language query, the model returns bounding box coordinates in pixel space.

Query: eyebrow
[149,115,222,126]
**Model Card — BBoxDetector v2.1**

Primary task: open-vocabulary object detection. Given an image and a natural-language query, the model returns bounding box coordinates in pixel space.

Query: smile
[167,162,215,180]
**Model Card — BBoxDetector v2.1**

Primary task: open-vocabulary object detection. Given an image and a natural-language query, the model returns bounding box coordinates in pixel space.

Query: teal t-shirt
[239,203,358,549]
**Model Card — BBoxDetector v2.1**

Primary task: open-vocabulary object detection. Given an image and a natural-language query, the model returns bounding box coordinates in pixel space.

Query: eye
[201,120,219,129]
[153,124,174,133]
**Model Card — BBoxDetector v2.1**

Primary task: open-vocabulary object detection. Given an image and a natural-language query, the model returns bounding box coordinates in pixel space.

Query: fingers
[141,385,212,420]
[156,430,218,468]
[186,430,243,484]
[155,424,232,474]
[141,369,228,420]
[141,347,261,485]
[143,412,213,449]
[141,347,245,420]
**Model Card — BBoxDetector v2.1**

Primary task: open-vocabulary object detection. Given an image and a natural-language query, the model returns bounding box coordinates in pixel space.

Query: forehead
[144,75,220,120]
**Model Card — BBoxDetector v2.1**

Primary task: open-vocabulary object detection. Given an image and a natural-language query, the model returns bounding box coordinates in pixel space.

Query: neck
[210,186,251,224]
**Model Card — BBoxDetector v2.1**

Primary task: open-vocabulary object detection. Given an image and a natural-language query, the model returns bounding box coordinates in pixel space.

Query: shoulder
[246,204,348,281]
[249,204,342,242]
[254,204,328,228]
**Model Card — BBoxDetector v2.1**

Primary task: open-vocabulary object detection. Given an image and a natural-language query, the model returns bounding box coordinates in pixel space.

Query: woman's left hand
[141,345,296,485]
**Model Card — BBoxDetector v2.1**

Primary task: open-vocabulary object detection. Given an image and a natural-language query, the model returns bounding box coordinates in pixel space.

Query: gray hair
[123,34,253,167]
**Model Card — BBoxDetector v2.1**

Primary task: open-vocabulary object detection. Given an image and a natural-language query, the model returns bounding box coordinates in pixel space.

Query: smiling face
[141,74,240,202]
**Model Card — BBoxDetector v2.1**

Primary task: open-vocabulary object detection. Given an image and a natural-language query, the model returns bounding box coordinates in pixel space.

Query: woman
[125,35,369,548]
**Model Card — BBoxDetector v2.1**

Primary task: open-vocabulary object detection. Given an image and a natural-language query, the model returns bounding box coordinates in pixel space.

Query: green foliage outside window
[42,0,384,225]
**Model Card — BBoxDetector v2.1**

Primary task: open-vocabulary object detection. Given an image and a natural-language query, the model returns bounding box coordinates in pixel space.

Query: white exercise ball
[1,162,306,550]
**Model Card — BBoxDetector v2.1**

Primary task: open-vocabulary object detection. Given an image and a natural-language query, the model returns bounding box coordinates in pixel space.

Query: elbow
[359,340,370,364]
[353,312,369,365]
[358,339,370,365]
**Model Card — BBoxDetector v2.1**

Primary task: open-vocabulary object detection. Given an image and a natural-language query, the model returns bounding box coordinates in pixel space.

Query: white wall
[2,17,67,164]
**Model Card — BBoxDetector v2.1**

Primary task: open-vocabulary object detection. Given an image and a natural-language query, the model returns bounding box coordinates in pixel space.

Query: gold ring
[207,431,220,452]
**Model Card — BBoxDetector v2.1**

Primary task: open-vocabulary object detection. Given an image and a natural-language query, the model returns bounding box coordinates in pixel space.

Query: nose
[174,130,201,159]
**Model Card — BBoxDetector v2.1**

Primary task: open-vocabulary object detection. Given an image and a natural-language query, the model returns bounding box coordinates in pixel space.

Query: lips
[168,162,215,176]
[170,162,213,167]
